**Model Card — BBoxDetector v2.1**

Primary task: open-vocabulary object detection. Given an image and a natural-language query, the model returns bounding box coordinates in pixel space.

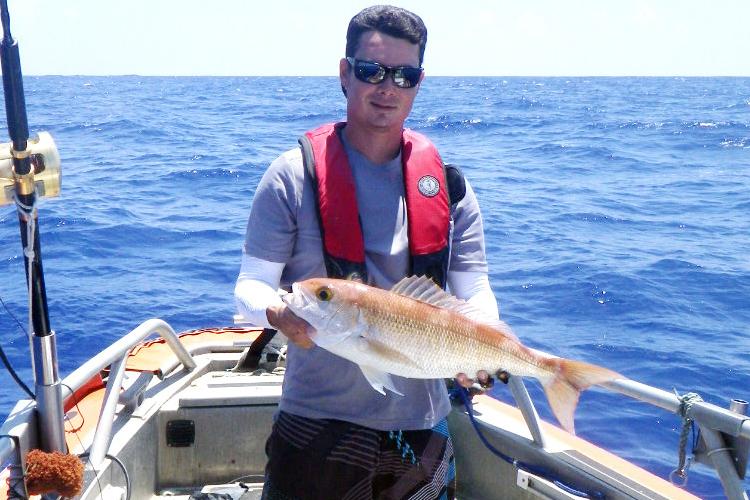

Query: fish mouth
[283,282,323,320]
[282,282,306,311]
[281,283,318,339]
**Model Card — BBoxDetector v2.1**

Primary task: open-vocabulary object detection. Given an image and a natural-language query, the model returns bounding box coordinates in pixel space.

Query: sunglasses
[346,57,423,89]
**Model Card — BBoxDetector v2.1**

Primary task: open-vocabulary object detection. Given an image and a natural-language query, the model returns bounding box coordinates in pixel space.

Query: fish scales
[358,286,546,380]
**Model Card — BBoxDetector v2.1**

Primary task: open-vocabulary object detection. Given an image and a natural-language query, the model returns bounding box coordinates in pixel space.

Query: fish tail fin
[541,358,622,435]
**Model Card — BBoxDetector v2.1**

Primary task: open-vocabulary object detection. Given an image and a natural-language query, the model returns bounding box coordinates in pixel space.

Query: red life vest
[299,122,452,288]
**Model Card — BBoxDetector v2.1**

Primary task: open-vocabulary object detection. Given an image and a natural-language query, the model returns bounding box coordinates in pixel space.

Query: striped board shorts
[261,411,456,500]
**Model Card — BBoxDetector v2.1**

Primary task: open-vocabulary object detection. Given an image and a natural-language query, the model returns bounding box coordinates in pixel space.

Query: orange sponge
[25,449,84,498]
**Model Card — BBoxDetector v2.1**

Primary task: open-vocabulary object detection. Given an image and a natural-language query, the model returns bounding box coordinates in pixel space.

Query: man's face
[340,30,423,134]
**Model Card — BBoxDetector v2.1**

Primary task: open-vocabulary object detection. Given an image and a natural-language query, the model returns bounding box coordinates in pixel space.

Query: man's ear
[339,58,350,97]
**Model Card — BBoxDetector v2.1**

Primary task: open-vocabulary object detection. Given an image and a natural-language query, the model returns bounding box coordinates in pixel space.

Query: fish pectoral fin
[362,338,420,367]
[356,338,420,396]
[359,365,404,396]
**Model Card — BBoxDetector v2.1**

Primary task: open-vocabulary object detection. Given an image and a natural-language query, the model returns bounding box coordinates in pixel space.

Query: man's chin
[365,115,403,130]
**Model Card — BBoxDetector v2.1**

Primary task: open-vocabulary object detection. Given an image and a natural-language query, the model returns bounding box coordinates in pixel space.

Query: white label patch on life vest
[417,175,440,197]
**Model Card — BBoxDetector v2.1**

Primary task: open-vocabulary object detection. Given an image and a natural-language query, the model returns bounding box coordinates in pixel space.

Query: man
[235,5,498,499]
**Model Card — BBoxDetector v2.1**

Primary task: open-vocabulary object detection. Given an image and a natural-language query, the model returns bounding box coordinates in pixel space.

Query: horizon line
[16,73,750,79]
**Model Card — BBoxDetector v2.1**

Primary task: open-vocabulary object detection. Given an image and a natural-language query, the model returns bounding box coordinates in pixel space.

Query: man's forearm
[234,254,285,328]
[447,270,500,319]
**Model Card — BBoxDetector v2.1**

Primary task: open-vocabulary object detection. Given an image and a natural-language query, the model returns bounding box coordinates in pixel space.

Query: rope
[669,391,703,487]
[449,384,604,499]
[387,430,418,465]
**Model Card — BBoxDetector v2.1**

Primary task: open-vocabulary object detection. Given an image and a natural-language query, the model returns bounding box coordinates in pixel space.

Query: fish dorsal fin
[390,276,518,341]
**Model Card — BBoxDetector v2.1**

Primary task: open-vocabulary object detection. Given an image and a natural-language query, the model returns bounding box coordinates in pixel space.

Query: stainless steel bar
[508,376,546,447]
[604,378,678,412]
[32,331,58,384]
[87,355,128,467]
[604,378,750,439]
[699,425,749,500]
[32,332,65,453]
[34,383,65,453]
[61,318,196,401]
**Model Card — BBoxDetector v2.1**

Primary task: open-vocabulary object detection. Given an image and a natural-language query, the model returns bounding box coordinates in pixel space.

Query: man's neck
[342,125,402,165]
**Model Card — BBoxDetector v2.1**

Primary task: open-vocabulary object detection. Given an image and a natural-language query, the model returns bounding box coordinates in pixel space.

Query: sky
[4,0,750,77]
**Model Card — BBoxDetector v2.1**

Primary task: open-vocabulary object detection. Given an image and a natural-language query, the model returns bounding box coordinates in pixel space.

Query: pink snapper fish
[283,275,622,434]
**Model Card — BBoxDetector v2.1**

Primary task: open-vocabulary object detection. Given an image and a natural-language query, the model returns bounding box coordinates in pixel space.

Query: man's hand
[455,370,495,396]
[266,304,314,349]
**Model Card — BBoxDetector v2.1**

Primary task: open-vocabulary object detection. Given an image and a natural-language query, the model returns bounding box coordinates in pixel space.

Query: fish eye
[316,287,333,301]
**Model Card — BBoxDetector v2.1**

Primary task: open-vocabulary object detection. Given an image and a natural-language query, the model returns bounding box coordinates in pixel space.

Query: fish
[282,275,622,434]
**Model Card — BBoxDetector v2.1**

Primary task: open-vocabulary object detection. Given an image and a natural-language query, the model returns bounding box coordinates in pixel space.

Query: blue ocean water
[1,76,748,497]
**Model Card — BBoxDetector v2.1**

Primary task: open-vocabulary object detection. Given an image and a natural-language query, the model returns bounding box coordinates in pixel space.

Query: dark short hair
[346,5,428,65]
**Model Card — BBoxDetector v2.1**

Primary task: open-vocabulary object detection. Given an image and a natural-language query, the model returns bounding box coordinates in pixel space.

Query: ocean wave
[163,166,243,180]
[720,137,748,148]
[417,115,491,130]
[679,120,749,130]
[552,211,630,224]
[616,120,667,129]
[646,257,702,271]
[54,117,144,134]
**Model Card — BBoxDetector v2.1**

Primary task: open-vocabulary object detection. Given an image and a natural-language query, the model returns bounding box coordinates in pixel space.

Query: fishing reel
[0,131,61,206]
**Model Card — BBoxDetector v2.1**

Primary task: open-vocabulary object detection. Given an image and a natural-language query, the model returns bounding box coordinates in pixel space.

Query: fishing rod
[0,0,65,453]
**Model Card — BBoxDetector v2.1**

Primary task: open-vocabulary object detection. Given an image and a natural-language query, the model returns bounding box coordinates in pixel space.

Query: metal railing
[0,319,196,470]
[505,372,749,499]
[606,378,749,500]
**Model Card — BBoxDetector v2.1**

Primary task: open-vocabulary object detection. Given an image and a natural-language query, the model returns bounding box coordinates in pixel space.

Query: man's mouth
[371,101,396,110]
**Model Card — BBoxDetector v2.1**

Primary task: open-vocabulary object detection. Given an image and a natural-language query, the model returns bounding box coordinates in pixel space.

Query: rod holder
[730,399,748,416]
